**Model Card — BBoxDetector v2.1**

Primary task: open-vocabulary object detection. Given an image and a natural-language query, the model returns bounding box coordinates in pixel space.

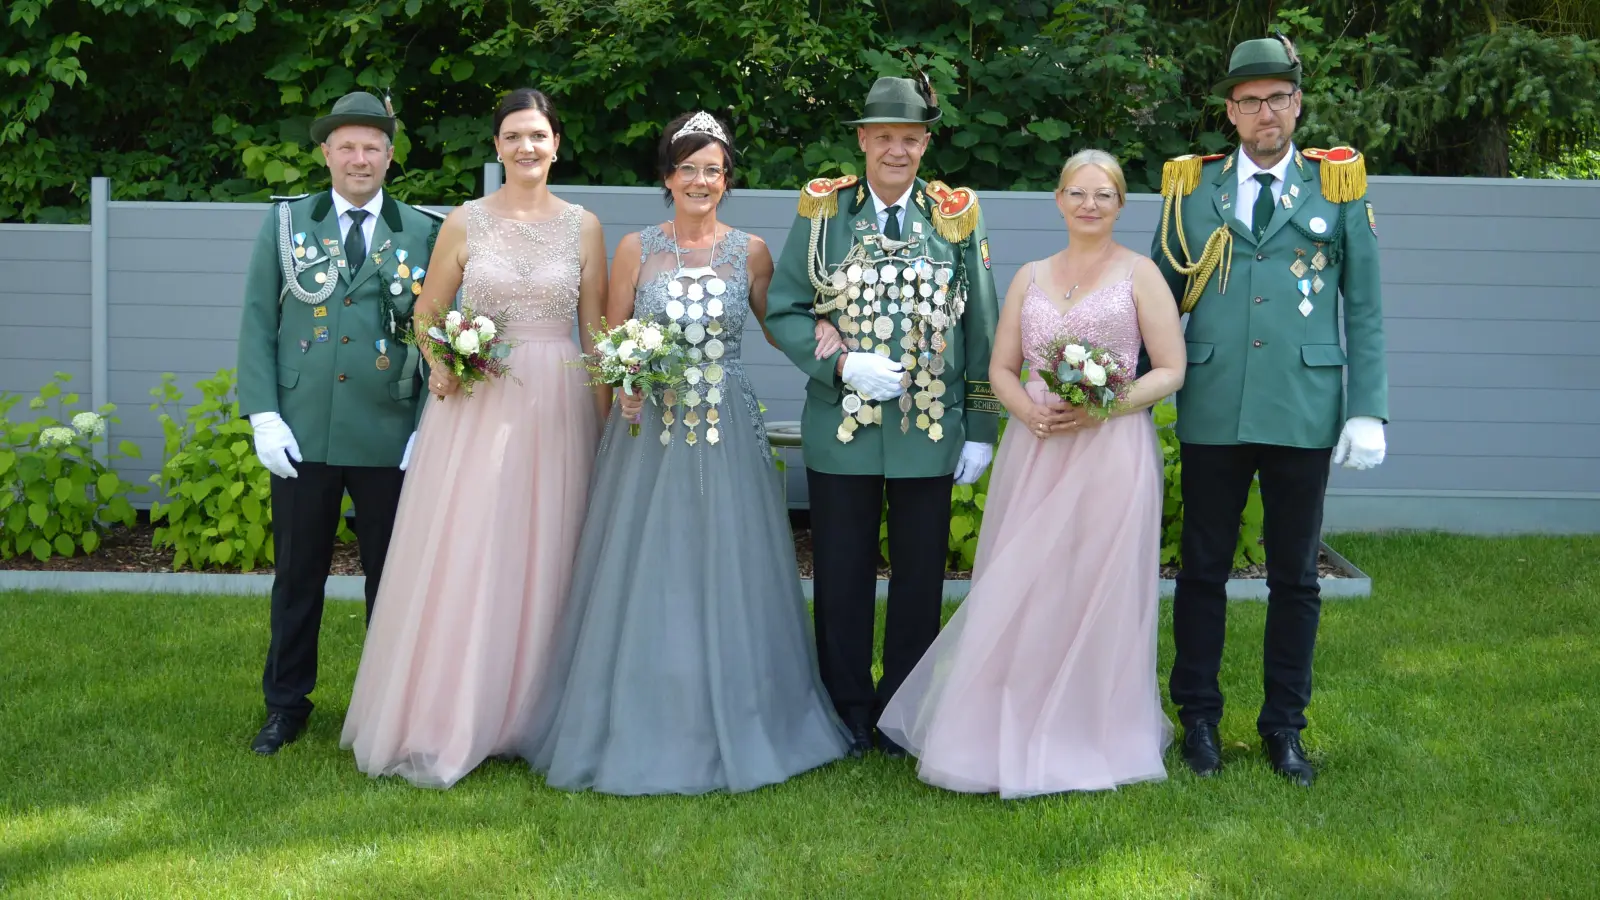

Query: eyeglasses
[1232,92,1296,114]
[1062,188,1120,207]
[675,163,726,182]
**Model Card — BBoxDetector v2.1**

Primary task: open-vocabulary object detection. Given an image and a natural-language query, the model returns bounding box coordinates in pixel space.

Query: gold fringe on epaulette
[1319,151,1367,203]
[1161,155,1205,199]
[797,191,838,220]
[931,205,978,243]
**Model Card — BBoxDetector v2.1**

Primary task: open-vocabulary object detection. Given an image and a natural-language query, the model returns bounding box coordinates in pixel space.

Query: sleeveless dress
[340,200,600,788]
[530,225,850,795]
[876,262,1173,798]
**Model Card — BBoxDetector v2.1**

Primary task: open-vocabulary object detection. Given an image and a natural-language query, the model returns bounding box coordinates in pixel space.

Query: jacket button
[341,336,350,344]
[338,373,347,382]
[1256,253,1266,261]
[344,297,353,306]
[1253,340,1263,347]
[1254,296,1263,303]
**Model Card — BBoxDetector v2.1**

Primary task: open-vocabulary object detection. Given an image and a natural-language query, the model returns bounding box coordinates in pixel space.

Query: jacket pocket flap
[390,378,416,401]
[805,378,842,407]
[276,365,300,388]
[1301,344,1347,367]
[1185,341,1214,364]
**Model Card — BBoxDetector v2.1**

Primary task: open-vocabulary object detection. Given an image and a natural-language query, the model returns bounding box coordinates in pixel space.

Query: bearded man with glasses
[1150,35,1390,787]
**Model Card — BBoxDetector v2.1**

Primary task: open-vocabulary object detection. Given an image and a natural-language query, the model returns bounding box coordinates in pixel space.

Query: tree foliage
[3,0,1597,222]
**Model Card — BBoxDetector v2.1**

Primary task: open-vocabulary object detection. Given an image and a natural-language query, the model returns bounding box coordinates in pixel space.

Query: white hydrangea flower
[1062,344,1090,365]
[1083,360,1107,387]
[473,315,496,339]
[72,411,106,437]
[640,326,663,350]
[453,329,480,355]
[39,426,75,448]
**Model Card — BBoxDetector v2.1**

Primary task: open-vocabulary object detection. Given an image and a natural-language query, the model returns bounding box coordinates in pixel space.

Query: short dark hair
[657,110,736,204]
[493,88,563,140]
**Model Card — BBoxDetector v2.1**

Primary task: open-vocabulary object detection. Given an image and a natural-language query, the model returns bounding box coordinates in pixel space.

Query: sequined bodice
[634,226,752,359]
[460,200,583,322]
[1022,276,1141,371]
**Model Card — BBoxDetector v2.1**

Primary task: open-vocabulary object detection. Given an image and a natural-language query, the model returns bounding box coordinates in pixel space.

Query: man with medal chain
[235,90,443,756]
[766,75,1001,758]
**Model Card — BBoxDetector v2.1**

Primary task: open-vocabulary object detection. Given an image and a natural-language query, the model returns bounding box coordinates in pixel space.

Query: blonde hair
[1056,149,1127,204]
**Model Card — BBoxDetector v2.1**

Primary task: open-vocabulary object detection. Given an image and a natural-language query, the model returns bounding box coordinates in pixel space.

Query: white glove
[840,352,906,402]
[1333,415,1386,470]
[248,412,302,479]
[953,442,994,485]
[399,432,417,471]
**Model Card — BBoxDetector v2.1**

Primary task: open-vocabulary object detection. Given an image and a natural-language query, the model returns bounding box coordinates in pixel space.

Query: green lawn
[2,533,1597,898]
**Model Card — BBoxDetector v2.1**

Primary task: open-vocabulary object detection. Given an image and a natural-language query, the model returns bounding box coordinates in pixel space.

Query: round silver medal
[687,302,704,320]
[847,264,863,284]
[704,339,725,360]
[667,279,685,298]
[706,298,724,317]
[687,282,704,302]
[390,282,403,296]
[1310,216,1328,234]
[707,278,726,297]
[685,323,706,344]
[666,299,686,320]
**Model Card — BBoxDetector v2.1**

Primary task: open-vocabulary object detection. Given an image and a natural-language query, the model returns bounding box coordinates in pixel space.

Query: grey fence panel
[4,172,1595,533]
[0,225,93,410]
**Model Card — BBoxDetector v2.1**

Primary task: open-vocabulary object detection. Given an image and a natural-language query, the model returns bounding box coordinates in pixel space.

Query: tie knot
[347,209,369,224]
[885,204,900,216]
[1254,172,1276,187]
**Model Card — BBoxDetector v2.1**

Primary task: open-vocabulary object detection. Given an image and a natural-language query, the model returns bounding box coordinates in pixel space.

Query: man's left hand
[399,432,417,471]
[953,442,994,485]
[1333,416,1386,469]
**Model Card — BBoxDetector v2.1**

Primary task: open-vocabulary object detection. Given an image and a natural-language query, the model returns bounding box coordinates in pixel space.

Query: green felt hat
[309,91,397,144]
[1212,37,1303,99]
[844,76,942,126]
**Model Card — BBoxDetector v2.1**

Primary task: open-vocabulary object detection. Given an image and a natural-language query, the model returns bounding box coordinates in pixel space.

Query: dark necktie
[344,208,369,275]
[1252,172,1276,240]
[883,204,902,241]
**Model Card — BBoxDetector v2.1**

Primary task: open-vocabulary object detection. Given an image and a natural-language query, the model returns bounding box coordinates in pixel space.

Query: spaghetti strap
[1029,261,1040,285]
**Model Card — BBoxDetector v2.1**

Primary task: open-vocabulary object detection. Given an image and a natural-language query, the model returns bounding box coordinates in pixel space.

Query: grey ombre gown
[528,225,849,794]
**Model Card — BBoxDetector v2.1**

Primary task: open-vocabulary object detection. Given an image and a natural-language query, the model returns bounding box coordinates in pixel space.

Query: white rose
[1082,360,1107,386]
[445,310,463,331]
[1062,344,1090,365]
[617,339,638,361]
[473,316,496,339]
[453,329,480,355]
[640,326,663,350]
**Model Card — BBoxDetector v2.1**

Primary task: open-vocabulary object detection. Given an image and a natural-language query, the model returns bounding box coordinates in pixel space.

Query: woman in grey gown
[528,110,850,794]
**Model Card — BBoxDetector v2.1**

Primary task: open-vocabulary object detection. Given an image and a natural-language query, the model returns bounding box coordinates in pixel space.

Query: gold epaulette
[797,175,860,219]
[925,180,979,243]
[1302,147,1367,203]
[1159,153,1226,199]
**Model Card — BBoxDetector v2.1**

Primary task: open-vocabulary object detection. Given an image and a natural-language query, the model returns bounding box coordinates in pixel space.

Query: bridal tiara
[672,110,730,145]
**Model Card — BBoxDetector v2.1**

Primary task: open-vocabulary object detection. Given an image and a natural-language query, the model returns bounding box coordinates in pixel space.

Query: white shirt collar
[1236,145,1295,188]
[331,188,384,222]
[869,182,915,217]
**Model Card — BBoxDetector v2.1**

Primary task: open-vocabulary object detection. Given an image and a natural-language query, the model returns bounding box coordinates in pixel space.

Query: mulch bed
[2,521,1343,581]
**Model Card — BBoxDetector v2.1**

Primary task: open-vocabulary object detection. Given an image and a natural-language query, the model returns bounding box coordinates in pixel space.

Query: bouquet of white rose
[580,317,691,436]
[1037,334,1134,420]
[403,304,516,398]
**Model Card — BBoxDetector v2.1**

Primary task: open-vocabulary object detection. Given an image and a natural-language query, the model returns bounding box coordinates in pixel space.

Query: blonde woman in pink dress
[340,89,609,788]
[877,150,1188,797]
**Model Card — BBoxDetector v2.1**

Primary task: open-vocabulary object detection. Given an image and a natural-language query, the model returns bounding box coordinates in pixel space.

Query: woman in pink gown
[877,150,1189,798]
[340,89,610,788]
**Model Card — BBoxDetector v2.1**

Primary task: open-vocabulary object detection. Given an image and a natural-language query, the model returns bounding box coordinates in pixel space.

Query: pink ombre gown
[877,261,1173,798]
[340,200,598,788]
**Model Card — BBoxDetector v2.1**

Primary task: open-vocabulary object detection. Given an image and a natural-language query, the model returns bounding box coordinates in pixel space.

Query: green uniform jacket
[236,190,441,468]
[765,177,1001,478]
[1152,147,1389,449]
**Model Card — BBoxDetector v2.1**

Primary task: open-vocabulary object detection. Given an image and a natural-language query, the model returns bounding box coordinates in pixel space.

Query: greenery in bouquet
[402,304,516,398]
[580,317,691,436]
[1037,335,1134,419]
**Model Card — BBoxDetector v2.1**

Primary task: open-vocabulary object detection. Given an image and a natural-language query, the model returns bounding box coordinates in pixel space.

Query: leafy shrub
[148,370,354,572]
[0,372,142,561]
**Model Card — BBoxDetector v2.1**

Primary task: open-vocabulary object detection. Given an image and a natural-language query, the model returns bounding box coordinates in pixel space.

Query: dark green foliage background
[4,0,1597,222]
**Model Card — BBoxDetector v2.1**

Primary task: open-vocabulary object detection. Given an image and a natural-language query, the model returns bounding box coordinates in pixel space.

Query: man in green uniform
[235,90,442,755]
[765,75,1001,758]
[1152,36,1389,785]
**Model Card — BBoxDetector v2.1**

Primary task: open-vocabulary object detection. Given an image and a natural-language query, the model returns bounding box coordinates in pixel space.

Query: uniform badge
[313,326,329,343]
[313,305,327,318]
[1366,201,1378,236]
[980,237,991,269]
[299,339,310,353]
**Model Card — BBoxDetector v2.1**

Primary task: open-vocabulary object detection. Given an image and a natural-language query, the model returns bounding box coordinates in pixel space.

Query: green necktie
[883,204,902,241]
[1252,172,1276,240]
[344,208,369,275]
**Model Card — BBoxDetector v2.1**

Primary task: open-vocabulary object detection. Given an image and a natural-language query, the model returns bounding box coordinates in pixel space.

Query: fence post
[90,176,110,465]
[483,162,503,196]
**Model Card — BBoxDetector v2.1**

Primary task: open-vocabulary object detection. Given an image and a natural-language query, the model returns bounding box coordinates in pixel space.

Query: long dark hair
[657,110,736,205]
[493,88,563,140]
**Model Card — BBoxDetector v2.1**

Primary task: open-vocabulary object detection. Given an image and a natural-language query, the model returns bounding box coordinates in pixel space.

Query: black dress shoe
[252,712,305,756]
[1180,721,1223,777]
[875,730,908,759]
[846,724,872,759]
[1263,730,1316,786]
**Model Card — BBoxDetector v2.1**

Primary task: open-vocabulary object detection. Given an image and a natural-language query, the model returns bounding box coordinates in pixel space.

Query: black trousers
[263,461,404,722]
[806,469,952,733]
[1170,442,1331,735]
